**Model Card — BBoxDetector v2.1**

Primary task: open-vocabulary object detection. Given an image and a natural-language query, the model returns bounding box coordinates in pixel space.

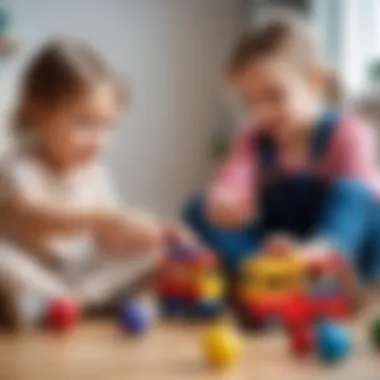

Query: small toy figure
[370,316,380,349]
[315,320,352,363]
[236,244,352,330]
[202,322,242,368]
[155,243,224,318]
[46,298,79,331]
[118,299,153,335]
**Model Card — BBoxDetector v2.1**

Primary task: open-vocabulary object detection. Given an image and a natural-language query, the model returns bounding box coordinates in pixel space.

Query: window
[311,0,378,96]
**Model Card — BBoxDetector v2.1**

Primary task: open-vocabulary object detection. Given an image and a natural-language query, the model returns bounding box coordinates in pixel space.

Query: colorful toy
[46,298,79,331]
[369,316,380,349]
[119,300,154,335]
[236,249,351,330]
[290,325,314,355]
[202,322,243,368]
[315,320,352,363]
[156,243,224,318]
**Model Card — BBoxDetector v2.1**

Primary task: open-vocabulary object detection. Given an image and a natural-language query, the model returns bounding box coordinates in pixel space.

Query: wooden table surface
[1,299,380,380]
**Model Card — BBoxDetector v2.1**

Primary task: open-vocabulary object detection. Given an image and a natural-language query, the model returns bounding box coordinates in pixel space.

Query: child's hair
[14,39,126,137]
[228,11,343,105]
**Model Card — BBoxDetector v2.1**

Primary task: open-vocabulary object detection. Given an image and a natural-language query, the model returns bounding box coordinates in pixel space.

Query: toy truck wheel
[160,298,184,317]
[235,305,265,332]
[195,300,223,319]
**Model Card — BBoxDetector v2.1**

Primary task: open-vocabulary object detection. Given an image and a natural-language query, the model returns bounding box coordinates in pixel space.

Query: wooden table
[1,299,380,380]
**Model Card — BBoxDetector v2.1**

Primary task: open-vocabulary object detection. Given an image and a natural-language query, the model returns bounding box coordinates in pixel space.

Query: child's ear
[307,65,327,94]
[308,66,342,105]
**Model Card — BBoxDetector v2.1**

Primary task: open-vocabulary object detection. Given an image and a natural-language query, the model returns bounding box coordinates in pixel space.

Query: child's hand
[94,211,162,254]
[208,192,253,229]
[263,233,298,256]
[164,224,196,246]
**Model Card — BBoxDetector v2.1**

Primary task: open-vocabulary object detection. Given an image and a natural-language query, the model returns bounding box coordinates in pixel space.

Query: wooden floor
[1,300,380,380]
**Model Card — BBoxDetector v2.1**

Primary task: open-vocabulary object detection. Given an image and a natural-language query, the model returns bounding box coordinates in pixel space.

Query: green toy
[370,316,380,349]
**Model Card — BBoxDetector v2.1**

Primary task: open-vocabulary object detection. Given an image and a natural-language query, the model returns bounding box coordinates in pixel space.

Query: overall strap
[255,110,341,176]
[311,110,341,162]
[257,134,277,171]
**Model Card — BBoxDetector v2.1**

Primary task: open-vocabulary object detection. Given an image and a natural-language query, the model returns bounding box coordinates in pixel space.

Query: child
[185,13,380,284]
[0,39,162,329]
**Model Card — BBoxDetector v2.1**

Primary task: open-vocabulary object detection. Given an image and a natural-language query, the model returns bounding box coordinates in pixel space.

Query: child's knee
[328,179,371,206]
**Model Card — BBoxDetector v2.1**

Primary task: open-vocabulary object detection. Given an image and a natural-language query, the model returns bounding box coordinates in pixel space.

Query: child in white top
[0,39,161,329]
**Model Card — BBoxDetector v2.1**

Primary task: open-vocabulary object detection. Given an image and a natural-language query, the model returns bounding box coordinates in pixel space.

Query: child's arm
[0,194,161,255]
[207,129,258,228]
[0,193,113,250]
[84,166,162,253]
[312,118,375,256]
[0,164,162,255]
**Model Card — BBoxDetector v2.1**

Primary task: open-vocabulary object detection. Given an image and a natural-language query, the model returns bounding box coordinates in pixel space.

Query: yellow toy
[202,322,243,368]
[236,247,351,330]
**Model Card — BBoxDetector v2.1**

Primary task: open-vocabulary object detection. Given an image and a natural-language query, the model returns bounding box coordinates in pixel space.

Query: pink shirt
[208,116,380,207]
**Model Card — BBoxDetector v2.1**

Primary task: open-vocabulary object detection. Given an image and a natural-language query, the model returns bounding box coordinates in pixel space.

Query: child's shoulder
[0,148,40,180]
[0,148,44,195]
[332,112,373,147]
[83,162,113,184]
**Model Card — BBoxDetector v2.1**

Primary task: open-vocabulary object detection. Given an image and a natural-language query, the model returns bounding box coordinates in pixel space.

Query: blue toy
[119,300,153,335]
[315,320,352,363]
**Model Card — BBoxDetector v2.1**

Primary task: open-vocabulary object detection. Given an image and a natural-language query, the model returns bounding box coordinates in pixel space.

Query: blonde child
[185,13,380,289]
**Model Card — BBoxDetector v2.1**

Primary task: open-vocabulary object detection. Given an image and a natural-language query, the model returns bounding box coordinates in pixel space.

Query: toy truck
[155,244,225,318]
[236,251,352,330]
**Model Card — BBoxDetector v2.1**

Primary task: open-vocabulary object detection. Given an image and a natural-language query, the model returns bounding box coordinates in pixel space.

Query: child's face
[35,84,121,169]
[231,58,323,138]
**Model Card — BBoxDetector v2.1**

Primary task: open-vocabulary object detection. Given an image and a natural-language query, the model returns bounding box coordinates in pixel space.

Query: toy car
[155,244,224,318]
[236,250,352,330]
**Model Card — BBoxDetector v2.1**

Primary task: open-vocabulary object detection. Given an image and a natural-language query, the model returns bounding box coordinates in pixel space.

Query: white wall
[0,0,244,217]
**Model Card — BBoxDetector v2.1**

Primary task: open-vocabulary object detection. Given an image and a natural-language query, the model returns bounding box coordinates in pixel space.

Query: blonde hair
[228,11,343,104]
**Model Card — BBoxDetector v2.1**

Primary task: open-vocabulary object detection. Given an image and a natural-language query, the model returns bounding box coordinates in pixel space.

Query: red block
[291,325,314,355]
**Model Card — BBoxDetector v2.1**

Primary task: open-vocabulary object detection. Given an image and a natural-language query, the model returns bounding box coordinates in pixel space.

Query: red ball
[291,326,314,355]
[47,298,79,331]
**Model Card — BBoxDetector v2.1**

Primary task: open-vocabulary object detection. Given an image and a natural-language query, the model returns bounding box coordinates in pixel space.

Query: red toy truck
[236,250,354,329]
[155,244,224,318]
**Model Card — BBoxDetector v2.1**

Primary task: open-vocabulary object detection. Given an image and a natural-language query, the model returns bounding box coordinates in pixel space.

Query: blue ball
[119,301,152,335]
[316,320,352,363]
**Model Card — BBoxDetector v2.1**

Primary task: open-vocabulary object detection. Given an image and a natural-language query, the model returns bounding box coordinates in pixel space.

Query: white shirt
[0,150,119,272]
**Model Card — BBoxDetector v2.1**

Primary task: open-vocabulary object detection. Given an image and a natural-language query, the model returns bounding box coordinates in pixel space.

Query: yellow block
[239,253,306,300]
[200,274,224,300]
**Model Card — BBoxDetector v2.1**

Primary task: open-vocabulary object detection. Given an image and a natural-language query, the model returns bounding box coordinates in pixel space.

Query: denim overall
[185,112,380,282]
